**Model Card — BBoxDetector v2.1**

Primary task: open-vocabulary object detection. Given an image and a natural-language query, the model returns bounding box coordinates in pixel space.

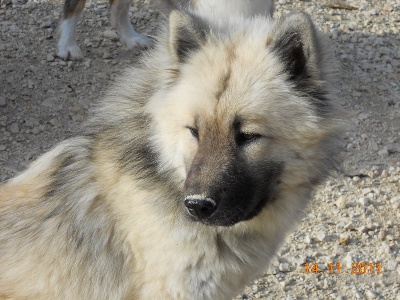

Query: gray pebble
[0,96,6,107]
[379,242,391,254]
[46,53,55,62]
[103,52,113,59]
[344,222,357,230]
[358,197,370,206]
[316,231,327,242]
[84,59,91,68]
[9,122,19,134]
[365,290,377,300]
[387,260,398,271]
[279,263,290,272]
[336,196,347,208]
[102,30,119,42]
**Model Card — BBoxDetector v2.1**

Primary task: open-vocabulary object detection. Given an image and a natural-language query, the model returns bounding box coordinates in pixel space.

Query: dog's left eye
[187,126,199,140]
[236,132,262,146]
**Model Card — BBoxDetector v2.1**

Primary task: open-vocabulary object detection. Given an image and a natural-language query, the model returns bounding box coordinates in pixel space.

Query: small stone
[24,117,39,129]
[344,253,353,268]
[27,80,35,89]
[265,265,278,275]
[362,188,371,195]
[41,98,56,108]
[0,96,6,107]
[102,30,119,42]
[386,144,397,154]
[385,235,394,241]
[9,122,19,134]
[390,196,400,209]
[84,59,91,68]
[83,39,92,47]
[279,263,290,272]
[379,242,391,254]
[304,235,311,244]
[378,230,386,240]
[316,231,327,242]
[31,126,43,135]
[387,260,398,271]
[47,53,55,62]
[103,52,113,59]
[365,290,377,300]
[368,9,379,16]
[48,118,61,127]
[330,293,338,299]
[385,220,393,228]
[370,141,379,151]
[336,196,346,208]
[339,233,350,246]
[344,222,357,230]
[358,197,370,206]
[39,20,52,28]
[0,145,7,151]
[70,106,86,117]
[378,146,391,156]
[382,4,394,12]
[358,112,369,121]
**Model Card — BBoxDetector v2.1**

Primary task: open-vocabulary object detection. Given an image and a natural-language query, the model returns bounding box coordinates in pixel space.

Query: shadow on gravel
[333,27,400,173]
[0,0,162,180]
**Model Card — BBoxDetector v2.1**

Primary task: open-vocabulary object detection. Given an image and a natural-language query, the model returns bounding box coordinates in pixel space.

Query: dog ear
[271,12,325,81]
[168,10,207,63]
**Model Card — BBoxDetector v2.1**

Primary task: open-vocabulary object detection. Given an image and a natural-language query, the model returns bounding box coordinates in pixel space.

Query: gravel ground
[0,0,399,299]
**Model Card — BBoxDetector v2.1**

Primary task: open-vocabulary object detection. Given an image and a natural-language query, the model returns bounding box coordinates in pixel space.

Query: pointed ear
[271,12,325,81]
[168,10,207,63]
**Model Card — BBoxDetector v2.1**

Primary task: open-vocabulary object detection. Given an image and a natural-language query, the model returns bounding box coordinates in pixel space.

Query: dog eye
[236,132,262,146]
[187,126,199,140]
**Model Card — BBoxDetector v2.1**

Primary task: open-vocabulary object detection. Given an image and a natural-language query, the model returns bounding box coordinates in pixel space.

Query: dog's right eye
[236,132,262,146]
[187,126,199,140]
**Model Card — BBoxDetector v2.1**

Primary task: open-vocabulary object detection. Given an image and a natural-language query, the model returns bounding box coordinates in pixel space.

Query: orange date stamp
[305,262,382,275]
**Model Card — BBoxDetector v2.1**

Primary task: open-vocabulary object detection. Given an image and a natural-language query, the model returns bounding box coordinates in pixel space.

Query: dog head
[147,11,339,226]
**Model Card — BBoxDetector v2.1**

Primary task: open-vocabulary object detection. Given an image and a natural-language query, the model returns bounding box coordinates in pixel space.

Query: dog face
[148,11,340,226]
[182,116,284,226]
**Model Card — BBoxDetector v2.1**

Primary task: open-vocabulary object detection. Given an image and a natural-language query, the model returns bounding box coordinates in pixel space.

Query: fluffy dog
[1,8,340,300]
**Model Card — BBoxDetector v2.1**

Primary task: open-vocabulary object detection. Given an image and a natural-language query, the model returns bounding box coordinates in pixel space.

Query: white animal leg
[57,14,84,60]
[111,0,153,50]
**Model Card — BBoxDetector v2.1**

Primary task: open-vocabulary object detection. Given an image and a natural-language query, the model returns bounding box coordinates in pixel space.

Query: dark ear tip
[279,12,317,36]
[271,12,321,81]
[284,12,314,25]
[168,10,207,64]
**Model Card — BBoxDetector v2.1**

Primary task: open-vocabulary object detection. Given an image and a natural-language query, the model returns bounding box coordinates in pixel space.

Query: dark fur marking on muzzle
[184,154,284,226]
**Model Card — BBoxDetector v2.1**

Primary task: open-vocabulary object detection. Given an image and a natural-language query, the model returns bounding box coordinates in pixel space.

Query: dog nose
[184,197,216,219]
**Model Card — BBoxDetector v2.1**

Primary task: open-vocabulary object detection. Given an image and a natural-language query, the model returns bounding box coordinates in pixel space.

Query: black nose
[184,197,217,219]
